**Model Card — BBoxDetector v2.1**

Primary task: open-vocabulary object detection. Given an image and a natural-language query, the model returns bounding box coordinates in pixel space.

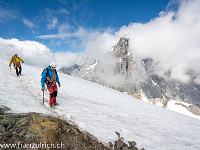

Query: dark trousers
[15,65,22,76]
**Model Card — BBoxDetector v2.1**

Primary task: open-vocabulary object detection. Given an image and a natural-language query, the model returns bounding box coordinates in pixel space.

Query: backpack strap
[12,56,16,64]
[46,69,56,83]
[41,68,48,76]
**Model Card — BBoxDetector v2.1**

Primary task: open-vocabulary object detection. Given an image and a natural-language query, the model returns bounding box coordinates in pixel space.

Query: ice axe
[42,90,44,105]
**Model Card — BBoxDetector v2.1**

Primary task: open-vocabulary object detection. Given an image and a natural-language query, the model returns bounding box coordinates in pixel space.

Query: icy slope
[0,59,50,114]
[1,58,200,150]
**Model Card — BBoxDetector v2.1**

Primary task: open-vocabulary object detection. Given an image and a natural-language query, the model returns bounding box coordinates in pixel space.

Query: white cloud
[83,31,116,59]
[57,8,70,15]
[0,38,52,67]
[22,18,35,28]
[55,52,82,68]
[0,1,18,22]
[45,7,70,15]
[80,0,200,83]
[0,38,82,68]
[47,18,58,29]
[37,27,88,39]
[58,23,73,34]
[37,33,87,39]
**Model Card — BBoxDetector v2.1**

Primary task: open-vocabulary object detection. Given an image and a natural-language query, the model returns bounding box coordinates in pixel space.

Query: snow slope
[1,58,200,150]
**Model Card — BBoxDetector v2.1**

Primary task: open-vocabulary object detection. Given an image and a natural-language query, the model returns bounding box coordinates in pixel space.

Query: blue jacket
[41,66,60,88]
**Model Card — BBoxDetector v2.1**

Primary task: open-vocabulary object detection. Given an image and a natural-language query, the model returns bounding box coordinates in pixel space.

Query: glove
[41,87,45,91]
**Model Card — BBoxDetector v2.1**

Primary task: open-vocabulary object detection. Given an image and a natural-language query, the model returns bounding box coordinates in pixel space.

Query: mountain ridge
[71,36,200,115]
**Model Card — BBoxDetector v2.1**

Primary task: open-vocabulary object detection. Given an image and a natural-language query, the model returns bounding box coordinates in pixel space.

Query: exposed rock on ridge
[0,111,110,150]
[110,36,134,76]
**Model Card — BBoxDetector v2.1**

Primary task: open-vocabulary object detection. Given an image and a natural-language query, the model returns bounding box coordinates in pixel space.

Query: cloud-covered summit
[83,0,200,82]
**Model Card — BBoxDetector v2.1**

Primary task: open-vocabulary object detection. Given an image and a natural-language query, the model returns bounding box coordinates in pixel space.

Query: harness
[43,68,57,86]
[12,56,21,68]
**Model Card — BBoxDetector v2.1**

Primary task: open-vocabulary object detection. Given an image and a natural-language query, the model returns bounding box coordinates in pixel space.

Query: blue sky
[0,0,171,53]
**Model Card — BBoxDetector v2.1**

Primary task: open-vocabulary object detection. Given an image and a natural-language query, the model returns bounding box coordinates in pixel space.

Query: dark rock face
[59,64,80,75]
[142,58,200,105]
[111,36,134,76]
[0,105,11,113]
[72,37,200,106]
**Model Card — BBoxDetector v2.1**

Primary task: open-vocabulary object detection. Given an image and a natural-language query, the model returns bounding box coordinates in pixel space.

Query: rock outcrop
[59,64,79,75]
[0,111,110,150]
[110,36,134,76]
[0,107,146,150]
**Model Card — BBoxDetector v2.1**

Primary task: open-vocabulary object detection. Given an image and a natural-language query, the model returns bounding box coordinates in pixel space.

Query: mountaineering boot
[54,103,58,106]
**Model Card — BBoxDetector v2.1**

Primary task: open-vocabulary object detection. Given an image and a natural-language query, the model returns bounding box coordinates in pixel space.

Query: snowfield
[1,58,200,150]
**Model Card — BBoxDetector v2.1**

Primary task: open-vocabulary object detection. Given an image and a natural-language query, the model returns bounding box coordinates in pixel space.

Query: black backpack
[41,67,57,82]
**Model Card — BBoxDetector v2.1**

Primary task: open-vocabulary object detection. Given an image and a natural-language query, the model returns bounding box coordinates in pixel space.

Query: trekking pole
[43,90,44,105]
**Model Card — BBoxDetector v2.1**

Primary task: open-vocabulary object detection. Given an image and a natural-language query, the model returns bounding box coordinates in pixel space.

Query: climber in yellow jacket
[9,54,24,76]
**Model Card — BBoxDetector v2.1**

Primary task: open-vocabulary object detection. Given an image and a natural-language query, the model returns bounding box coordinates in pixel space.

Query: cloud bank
[82,0,200,83]
[0,38,52,68]
[0,38,82,69]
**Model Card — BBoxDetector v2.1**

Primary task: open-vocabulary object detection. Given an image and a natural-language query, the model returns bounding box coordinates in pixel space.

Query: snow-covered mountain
[1,57,200,150]
[72,37,200,116]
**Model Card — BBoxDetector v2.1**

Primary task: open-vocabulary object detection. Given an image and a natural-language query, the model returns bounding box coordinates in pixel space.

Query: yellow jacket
[9,55,24,66]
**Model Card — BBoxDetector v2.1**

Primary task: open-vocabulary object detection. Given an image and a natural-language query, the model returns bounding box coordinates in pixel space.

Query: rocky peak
[110,37,134,76]
[73,37,134,79]
[112,36,129,57]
